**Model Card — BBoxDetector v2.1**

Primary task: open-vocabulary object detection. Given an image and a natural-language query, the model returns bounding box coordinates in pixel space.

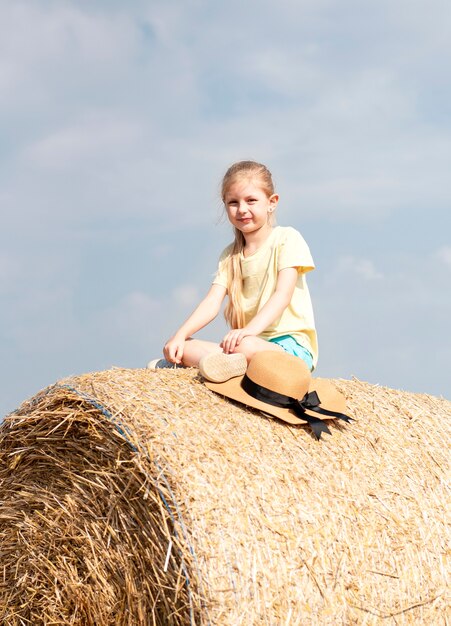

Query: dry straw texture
[0,367,449,625]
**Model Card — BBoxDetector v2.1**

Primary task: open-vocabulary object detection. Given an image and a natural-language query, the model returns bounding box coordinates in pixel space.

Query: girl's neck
[242,224,273,256]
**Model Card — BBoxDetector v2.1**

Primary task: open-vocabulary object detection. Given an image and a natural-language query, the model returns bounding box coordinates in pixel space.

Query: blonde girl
[148,160,318,383]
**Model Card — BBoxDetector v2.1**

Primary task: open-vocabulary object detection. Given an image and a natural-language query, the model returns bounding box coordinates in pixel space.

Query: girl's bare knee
[181,339,222,367]
[234,336,281,361]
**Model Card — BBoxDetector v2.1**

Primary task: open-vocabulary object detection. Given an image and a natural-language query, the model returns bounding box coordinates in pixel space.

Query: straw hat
[204,351,352,439]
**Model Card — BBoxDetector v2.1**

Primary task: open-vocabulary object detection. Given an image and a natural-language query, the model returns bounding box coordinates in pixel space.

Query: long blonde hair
[221,161,276,329]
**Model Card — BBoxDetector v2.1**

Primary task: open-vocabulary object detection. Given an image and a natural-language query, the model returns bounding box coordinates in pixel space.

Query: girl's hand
[220,328,255,354]
[163,334,186,364]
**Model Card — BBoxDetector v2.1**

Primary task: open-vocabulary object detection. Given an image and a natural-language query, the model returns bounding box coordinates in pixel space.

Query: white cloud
[0,3,140,104]
[334,255,384,281]
[0,251,20,294]
[172,284,200,308]
[4,284,77,352]
[96,291,161,339]
[24,116,143,169]
[313,247,451,397]
[435,246,451,270]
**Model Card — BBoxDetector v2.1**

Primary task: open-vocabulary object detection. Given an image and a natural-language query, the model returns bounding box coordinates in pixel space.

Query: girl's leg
[181,338,222,367]
[181,336,284,368]
[197,336,285,383]
[147,339,221,370]
[184,336,283,366]
[232,335,284,361]
[234,337,312,379]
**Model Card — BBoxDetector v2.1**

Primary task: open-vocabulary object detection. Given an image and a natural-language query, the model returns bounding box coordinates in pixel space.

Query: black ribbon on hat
[241,375,353,440]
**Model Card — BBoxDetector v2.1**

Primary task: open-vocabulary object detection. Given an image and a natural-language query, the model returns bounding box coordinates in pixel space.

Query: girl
[147,160,318,383]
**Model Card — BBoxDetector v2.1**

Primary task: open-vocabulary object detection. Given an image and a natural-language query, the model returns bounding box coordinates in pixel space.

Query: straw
[0,367,449,625]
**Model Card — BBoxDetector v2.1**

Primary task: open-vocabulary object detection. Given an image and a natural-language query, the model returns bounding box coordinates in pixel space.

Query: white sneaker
[199,352,247,383]
[146,358,183,370]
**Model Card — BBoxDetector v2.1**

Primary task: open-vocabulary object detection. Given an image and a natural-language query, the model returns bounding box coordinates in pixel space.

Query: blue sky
[1,0,450,417]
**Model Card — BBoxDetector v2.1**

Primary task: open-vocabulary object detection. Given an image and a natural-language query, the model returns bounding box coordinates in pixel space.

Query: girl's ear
[268,193,279,212]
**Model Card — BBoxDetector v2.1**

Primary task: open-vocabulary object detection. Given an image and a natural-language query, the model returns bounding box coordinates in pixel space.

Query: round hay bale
[0,367,449,625]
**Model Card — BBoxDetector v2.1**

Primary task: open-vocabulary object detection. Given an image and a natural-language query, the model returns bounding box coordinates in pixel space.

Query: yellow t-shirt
[213,226,318,367]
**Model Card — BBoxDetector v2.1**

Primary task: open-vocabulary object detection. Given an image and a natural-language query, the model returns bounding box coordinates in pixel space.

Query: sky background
[1,0,450,417]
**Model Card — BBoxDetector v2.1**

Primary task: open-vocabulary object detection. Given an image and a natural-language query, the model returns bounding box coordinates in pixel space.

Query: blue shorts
[268,335,314,371]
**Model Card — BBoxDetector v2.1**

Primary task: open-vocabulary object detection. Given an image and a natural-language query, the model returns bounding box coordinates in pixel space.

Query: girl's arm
[164,283,227,363]
[221,267,298,354]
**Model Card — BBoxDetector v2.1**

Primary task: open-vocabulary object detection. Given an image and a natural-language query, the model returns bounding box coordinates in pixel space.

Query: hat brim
[205,375,347,425]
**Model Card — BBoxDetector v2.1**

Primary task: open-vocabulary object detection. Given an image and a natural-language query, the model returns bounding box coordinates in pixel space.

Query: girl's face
[224,178,279,237]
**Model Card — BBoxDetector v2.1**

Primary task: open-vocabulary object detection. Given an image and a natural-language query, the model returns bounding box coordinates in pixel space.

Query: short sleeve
[278,227,315,274]
[212,244,233,288]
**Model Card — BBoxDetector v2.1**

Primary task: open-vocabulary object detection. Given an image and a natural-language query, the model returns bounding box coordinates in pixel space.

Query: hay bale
[0,367,449,625]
